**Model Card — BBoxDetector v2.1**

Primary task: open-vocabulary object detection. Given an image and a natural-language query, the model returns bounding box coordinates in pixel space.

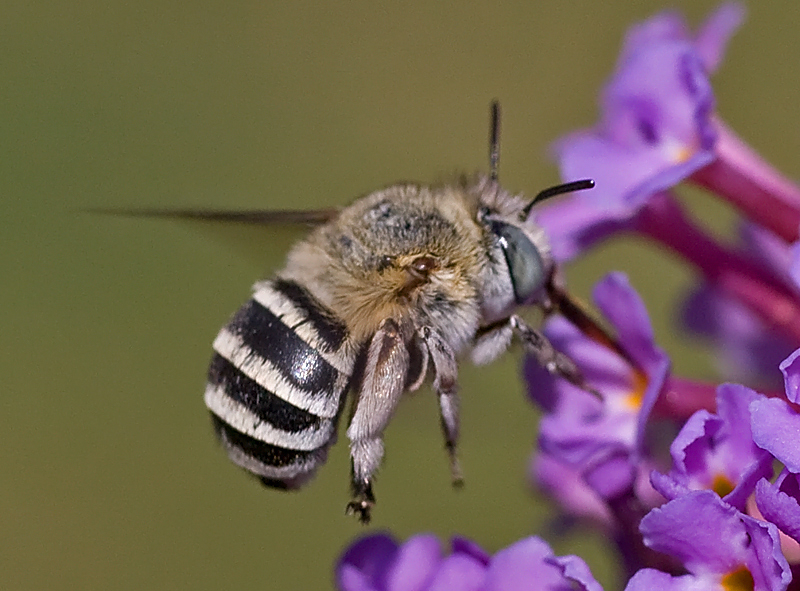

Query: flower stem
[653,377,718,419]
[634,192,800,344]
[690,117,800,243]
[607,490,681,578]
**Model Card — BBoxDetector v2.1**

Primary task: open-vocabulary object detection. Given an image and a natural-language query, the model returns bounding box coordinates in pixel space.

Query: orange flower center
[624,369,648,411]
[721,566,754,591]
[712,474,735,498]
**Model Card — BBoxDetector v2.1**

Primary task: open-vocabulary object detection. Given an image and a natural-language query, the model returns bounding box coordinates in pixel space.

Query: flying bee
[109,103,601,523]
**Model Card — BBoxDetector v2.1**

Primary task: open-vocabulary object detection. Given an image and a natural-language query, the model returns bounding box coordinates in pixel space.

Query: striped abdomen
[204,278,353,489]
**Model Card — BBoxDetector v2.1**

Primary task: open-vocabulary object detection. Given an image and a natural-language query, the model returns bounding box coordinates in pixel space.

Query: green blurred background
[3,1,799,589]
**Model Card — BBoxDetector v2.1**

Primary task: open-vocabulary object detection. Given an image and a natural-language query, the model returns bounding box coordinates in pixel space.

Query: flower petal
[779,348,800,404]
[640,489,788,585]
[426,554,485,591]
[386,534,442,591]
[756,471,800,543]
[750,397,800,472]
[693,2,746,72]
[624,569,697,591]
[483,537,602,591]
[337,534,398,591]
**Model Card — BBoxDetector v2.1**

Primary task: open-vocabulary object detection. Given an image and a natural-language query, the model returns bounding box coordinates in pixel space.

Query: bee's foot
[345,497,374,524]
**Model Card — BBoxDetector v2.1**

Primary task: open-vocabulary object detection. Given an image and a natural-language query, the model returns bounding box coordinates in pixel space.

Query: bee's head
[477,102,594,309]
[474,177,594,316]
[502,178,595,304]
[485,216,549,305]
[477,200,552,308]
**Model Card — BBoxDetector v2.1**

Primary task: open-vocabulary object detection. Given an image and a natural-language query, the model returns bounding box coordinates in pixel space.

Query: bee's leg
[470,318,513,366]
[405,333,430,392]
[546,277,632,365]
[345,318,410,524]
[510,315,599,397]
[346,466,375,524]
[421,327,463,487]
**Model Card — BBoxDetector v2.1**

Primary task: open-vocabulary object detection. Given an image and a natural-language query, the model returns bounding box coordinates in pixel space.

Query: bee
[111,103,598,523]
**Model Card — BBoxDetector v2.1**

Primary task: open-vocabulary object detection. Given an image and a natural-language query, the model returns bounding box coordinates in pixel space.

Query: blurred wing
[85,207,340,267]
[86,207,340,226]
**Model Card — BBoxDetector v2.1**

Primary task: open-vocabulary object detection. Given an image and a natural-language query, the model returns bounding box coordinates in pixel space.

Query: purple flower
[526,272,668,503]
[626,490,790,591]
[536,1,800,266]
[335,533,603,591]
[537,3,744,261]
[531,1,800,352]
[526,273,714,575]
[649,383,773,512]
[747,349,800,561]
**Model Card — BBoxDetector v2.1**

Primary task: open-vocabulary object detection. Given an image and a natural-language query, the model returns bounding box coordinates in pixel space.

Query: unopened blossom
[681,223,797,387]
[335,533,603,591]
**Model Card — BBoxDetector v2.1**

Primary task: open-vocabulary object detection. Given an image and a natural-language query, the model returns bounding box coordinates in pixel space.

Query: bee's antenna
[489,100,501,182]
[522,179,595,218]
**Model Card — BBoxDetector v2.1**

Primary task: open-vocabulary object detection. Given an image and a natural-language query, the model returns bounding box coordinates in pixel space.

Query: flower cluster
[335,4,800,590]
[337,533,602,591]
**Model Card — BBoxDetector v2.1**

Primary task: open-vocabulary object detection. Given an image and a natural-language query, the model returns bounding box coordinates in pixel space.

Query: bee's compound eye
[493,222,546,304]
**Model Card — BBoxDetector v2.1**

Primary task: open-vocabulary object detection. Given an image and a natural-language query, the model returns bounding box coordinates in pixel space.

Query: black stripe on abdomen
[207,279,352,485]
[207,353,319,433]
[211,415,331,489]
[271,278,349,352]
[211,414,312,468]
[227,299,340,395]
